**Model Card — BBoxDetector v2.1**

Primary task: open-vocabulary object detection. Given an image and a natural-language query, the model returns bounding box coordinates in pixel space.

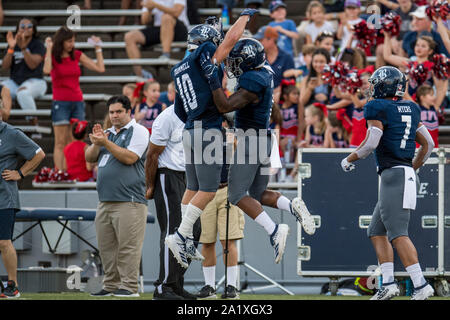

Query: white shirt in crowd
[142,0,190,28]
[304,21,335,43]
[150,105,186,172]
[339,18,363,52]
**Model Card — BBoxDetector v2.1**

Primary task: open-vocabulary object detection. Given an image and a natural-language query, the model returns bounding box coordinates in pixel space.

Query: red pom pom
[426,0,450,20]
[406,61,432,87]
[322,61,353,91]
[352,20,377,50]
[380,12,402,37]
[34,167,52,183]
[432,53,450,80]
[345,71,363,95]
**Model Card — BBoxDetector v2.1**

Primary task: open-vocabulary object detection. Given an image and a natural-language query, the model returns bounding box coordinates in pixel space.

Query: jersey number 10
[400,115,412,149]
[176,74,198,113]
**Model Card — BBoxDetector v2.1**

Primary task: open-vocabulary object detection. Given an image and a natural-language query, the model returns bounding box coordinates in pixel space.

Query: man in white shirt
[124,0,190,78]
[145,104,200,300]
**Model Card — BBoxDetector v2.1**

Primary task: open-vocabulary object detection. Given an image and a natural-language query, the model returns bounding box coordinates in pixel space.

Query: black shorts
[140,20,188,47]
[0,209,17,240]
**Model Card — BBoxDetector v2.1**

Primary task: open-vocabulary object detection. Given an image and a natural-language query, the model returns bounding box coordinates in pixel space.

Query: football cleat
[370,282,400,300]
[291,198,316,235]
[165,231,190,268]
[185,236,204,261]
[270,224,289,264]
[411,283,434,300]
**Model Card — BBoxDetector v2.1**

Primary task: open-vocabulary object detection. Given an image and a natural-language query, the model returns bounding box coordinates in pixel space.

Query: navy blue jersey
[234,66,274,130]
[364,99,421,173]
[171,41,224,130]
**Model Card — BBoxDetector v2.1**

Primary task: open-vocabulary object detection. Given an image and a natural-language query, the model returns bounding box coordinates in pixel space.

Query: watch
[18,169,25,179]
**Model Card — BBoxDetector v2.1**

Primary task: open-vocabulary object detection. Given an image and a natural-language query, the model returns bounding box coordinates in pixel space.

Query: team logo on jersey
[242,44,256,59]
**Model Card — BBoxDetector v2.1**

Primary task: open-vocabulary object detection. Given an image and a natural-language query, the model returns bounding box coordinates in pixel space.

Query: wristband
[18,169,25,179]
[7,48,14,54]
[96,48,102,53]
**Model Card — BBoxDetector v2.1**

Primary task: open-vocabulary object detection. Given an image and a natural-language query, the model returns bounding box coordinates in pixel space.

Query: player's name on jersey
[173,62,190,76]
[397,105,412,113]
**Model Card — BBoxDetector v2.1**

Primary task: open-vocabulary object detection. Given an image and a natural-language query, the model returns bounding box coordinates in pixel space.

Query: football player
[198,38,316,265]
[166,11,258,268]
[340,66,435,300]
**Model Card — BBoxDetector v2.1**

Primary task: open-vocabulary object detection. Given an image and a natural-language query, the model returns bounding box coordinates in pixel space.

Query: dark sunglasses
[19,23,33,29]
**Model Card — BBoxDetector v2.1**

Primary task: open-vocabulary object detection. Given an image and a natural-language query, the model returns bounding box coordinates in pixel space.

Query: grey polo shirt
[0,121,42,209]
[96,119,149,204]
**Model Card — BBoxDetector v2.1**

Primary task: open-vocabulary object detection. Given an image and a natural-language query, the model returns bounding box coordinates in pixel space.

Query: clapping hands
[89,123,109,146]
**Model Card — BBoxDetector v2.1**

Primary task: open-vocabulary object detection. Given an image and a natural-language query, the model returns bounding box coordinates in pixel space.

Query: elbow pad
[355,126,383,159]
[417,125,434,164]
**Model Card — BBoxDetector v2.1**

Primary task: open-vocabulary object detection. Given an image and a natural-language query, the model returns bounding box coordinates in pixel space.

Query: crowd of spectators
[0,0,449,184]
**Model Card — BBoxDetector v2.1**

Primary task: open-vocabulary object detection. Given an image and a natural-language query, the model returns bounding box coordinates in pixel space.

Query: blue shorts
[0,209,17,240]
[51,100,86,125]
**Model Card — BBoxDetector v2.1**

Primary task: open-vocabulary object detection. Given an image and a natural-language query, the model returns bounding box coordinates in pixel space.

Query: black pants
[153,168,201,295]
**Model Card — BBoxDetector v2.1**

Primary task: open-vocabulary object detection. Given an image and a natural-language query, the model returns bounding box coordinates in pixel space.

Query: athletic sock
[181,203,188,218]
[202,266,216,288]
[254,211,276,235]
[406,263,427,288]
[178,203,202,238]
[226,265,238,288]
[380,262,395,284]
[276,196,292,212]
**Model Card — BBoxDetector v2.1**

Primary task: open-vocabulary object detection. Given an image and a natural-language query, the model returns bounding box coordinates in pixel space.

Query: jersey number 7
[400,115,411,149]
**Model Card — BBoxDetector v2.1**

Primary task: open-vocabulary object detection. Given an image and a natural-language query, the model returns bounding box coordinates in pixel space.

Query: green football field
[10,292,450,300]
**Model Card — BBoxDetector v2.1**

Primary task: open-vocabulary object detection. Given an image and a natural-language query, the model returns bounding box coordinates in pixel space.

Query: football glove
[199,51,221,90]
[341,157,355,172]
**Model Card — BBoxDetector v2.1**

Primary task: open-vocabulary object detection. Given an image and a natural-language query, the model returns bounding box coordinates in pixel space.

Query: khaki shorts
[200,186,245,243]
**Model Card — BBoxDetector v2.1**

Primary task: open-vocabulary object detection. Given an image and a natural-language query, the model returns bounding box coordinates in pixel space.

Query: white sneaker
[269,224,289,264]
[185,236,204,261]
[165,231,190,268]
[370,283,400,300]
[291,197,316,235]
[411,283,434,300]
[158,54,170,61]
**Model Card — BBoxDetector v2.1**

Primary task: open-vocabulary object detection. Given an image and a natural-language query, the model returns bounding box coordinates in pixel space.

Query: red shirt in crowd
[350,107,367,147]
[280,104,299,138]
[50,50,83,101]
[63,140,93,182]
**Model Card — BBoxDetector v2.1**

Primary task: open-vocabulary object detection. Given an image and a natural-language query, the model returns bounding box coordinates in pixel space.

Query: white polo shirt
[150,105,185,172]
[142,0,190,28]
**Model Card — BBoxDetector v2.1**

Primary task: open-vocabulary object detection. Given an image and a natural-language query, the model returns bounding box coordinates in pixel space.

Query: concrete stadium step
[3,0,124,10]
[31,137,54,153]
[79,83,122,95]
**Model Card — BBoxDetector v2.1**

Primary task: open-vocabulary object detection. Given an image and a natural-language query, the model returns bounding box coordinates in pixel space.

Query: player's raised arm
[199,50,257,112]
[412,123,435,170]
[211,9,259,64]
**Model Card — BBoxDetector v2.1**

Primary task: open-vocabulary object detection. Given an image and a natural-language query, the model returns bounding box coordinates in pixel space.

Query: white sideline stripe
[160,174,171,291]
